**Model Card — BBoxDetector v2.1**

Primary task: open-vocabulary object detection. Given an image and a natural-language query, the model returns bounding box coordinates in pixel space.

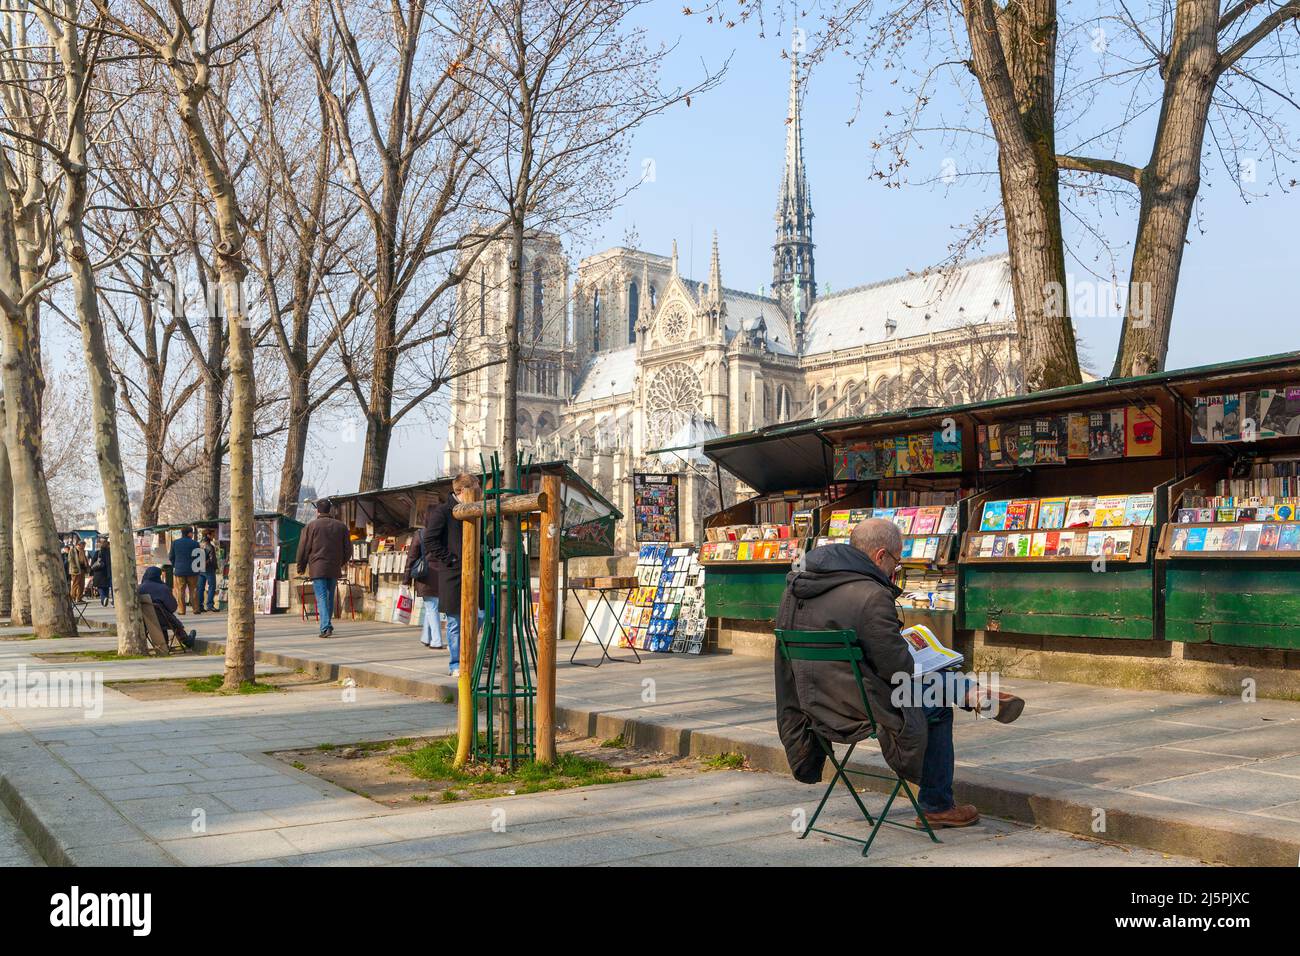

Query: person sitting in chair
[775,517,1024,830]
[140,566,196,650]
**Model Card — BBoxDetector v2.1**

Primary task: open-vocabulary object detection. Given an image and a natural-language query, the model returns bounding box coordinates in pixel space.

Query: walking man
[168,527,200,614]
[297,498,350,638]
[68,539,89,602]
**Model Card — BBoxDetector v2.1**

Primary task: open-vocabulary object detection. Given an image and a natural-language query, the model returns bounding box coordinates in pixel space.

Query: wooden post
[536,473,562,763]
[453,486,481,769]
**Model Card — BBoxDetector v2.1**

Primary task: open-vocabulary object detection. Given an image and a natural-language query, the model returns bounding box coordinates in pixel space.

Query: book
[1004,499,1034,531]
[1239,524,1263,551]
[1221,526,1243,551]
[1222,393,1242,442]
[1207,395,1225,442]
[828,510,852,537]
[978,535,994,557]
[1111,529,1134,559]
[1279,524,1300,551]
[1067,412,1091,458]
[908,432,935,473]
[1093,495,1129,528]
[1193,396,1210,444]
[1204,528,1227,552]
[893,508,917,534]
[899,624,964,676]
[1033,416,1067,465]
[1089,409,1125,459]
[1029,533,1048,557]
[1064,496,1097,528]
[1124,493,1155,527]
[933,430,962,473]
[1011,533,1031,557]
[1126,405,1162,457]
[1055,532,1077,557]
[913,507,943,535]
[1259,524,1281,551]
[1183,527,1208,552]
[894,435,911,476]
[1085,531,1105,556]
[980,500,1010,532]
[1170,526,1191,551]
[1044,531,1061,557]
[1037,497,1070,530]
[991,535,1008,558]
[937,505,960,535]
[1014,421,1036,467]
[900,537,915,560]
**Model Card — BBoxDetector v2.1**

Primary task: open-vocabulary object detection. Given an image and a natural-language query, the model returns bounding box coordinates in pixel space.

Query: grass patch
[393,735,661,800]
[600,734,626,748]
[702,751,748,771]
[184,675,278,695]
[35,649,151,662]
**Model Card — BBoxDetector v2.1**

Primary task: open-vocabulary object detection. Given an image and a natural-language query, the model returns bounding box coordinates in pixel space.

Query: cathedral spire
[671,239,679,276]
[772,52,815,322]
[708,230,722,305]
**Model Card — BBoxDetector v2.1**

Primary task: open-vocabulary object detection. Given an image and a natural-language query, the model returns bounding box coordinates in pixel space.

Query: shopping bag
[392,586,414,625]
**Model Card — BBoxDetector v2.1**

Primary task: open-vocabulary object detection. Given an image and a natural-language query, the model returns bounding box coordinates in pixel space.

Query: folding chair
[775,628,939,857]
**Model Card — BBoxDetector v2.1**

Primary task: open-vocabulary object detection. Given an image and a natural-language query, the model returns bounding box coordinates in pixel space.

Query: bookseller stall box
[959,395,1174,640]
[1157,366,1300,650]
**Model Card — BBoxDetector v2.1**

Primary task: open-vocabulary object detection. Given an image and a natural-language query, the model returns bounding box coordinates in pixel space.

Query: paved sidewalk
[154,606,1300,865]
[0,629,1199,866]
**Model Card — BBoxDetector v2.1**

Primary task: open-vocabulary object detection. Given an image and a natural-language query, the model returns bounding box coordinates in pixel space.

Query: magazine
[900,624,964,676]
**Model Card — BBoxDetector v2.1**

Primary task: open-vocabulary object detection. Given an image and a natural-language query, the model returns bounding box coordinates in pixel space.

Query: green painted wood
[960,565,1154,639]
[1165,563,1300,650]
[705,565,790,621]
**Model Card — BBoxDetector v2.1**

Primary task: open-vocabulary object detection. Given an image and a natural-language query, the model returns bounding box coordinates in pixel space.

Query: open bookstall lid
[702,423,830,494]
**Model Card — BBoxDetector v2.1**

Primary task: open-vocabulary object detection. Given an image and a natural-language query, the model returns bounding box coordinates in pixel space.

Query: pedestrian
[168,526,201,614]
[68,539,89,602]
[296,498,350,638]
[425,474,483,678]
[90,537,113,606]
[196,530,220,612]
[404,498,444,650]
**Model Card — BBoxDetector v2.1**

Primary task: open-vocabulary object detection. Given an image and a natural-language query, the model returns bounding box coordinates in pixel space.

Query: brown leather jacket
[296,515,350,580]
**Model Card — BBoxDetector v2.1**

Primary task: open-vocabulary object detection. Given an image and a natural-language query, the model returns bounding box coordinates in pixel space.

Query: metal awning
[702,422,831,493]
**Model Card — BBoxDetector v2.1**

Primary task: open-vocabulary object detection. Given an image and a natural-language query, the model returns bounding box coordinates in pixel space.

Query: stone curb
[191,636,1299,866]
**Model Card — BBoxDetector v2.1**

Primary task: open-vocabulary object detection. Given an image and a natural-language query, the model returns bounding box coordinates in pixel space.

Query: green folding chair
[775,627,940,857]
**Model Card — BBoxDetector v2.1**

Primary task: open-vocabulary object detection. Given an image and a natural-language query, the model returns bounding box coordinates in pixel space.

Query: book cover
[1085,531,1105,556]
[1125,405,1163,457]
[1207,395,1225,442]
[1064,496,1097,528]
[1239,524,1262,551]
[1093,495,1129,528]
[1277,504,1297,521]
[933,429,962,473]
[1067,412,1091,458]
[1055,532,1077,556]
[1029,533,1048,557]
[937,505,960,535]
[1175,508,1199,523]
[1015,421,1036,467]
[894,507,918,534]
[1242,390,1262,440]
[1183,527,1208,552]
[1259,524,1281,551]
[1279,524,1300,551]
[1124,493,1156,526]
[1004,499,1033,531]
[980,500,1010,532]
[1044,531,1061,557]
[978,535,995,557]
[923,536,940,560]
[909,432,935,473]
[1111,529,1134,559]
[1089,410,1121,459]
[1216,506,1239,523]
[913,507,943,535]
[900,537,916,559]
[991,535,1008,558]
[1222,393,1242,442]
[1193,396,1209,443]
[1038,497,1070,530]
[828,510,851,537]
[875,438,897,478]
[894,435,912,476]
[1012,534,1031,557]
[1257,386,1300,439]
[1219,526,1242,551]
[1204,528,1227,552]
[1171,527,1191,551]
[1033,417,1067,465]
[849,507,871,527]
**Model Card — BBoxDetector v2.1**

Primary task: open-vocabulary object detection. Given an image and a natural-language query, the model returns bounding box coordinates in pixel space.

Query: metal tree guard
[471,453,539,767]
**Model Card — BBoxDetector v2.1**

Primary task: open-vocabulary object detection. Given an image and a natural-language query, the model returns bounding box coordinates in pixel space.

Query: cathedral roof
[800,254,1013,357]
[679,279,797,355]
[572,345,637,404]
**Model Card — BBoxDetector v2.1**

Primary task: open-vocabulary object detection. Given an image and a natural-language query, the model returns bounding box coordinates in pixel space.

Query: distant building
[447,56,1020,545]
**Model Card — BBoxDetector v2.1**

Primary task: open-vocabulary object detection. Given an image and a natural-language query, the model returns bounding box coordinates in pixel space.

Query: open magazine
[900,624,964,676]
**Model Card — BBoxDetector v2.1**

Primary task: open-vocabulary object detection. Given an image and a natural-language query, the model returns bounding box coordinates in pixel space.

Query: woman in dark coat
[91,537,113,605]
[405,498,444,649]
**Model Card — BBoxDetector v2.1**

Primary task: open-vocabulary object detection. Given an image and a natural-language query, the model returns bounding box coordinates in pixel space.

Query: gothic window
[776,384,792,423]
[845,381,867,415]
[532,262,544,339]
[872,376,898,412]
[592,290,601,349]
[646,362,703,445]
[537,411,556,436]
[516,409,533,440]
[762,384,772,423]
[655,304,689,345]
[628,281,639,344]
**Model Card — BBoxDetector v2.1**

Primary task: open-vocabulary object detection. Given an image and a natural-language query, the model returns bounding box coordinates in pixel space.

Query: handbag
[408,535,429,583]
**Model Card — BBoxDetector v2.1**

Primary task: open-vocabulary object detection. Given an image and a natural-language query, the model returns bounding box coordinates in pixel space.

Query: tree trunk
[0,428,12,619]
[202,290,224,519]
[1112,0,1218,377]
[223,269,256,689]
[277,364,309,516]
[967,0,1081,390]
[11,514,31,627]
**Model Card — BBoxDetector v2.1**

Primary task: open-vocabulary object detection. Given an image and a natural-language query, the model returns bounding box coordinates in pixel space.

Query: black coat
[91,548,112,590]
[774,544,928,784]
[403,530,440,600]
[424,496,464,612]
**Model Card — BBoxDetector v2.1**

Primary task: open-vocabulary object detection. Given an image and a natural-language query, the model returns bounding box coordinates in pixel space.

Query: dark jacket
[168,535,200,576]
[296,515,350,579]
[197,539,219,576]
[425,496,465,612]
[403,531,440,600]
[140,566,178,613]
[774,543,928,784]
[91,547,112,590]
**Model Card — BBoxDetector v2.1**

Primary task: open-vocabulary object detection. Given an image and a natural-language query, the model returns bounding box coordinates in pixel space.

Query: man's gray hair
[849,517,902,557]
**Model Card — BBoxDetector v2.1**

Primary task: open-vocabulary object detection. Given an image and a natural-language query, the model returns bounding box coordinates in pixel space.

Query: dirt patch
[35,650,165,663]
[272,732,720,808]
[108,669,333,700]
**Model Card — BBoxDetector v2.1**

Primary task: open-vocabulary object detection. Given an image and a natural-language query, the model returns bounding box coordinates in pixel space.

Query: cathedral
[445,59,1021,546]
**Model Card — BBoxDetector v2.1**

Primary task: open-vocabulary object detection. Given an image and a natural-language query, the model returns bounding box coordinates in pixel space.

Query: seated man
[775,517,1023,830]
[140,566,196,650]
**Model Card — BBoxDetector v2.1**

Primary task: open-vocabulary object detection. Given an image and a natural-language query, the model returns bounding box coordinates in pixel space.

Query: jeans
[441,610,485,675]
[420,597,443,647]
[198,572,218,610]
[917,673,978,813]
[312,577,336,633]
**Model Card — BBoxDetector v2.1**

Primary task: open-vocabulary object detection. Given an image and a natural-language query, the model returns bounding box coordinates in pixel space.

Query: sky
[56,4,1300,505]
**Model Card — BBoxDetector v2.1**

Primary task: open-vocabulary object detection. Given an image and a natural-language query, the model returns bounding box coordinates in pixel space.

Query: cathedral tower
[771,54,815,339]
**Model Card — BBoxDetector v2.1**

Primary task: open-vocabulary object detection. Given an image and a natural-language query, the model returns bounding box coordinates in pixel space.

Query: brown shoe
[992,692,1025,724]
[916,803,980,829]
